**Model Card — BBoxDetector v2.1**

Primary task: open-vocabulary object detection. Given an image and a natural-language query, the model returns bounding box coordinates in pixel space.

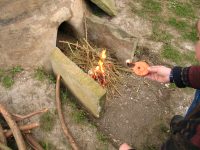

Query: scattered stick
[4,123,39,138]
[24,134,44,150]
[12,108,48,122]
[0,104,26,150]
[0,143,12,150]
[56,75,79,150]
[0,123,7,145]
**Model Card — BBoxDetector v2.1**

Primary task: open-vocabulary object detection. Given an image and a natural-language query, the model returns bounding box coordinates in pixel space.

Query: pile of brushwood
[59,39,131,97]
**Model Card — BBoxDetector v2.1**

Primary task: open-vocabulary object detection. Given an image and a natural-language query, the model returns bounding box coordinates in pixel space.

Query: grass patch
[182,28,198,42]
[183,51,199,65]
[168,18,189,31]
[40,141,56,150]
[143,144,157,150]
[40,111,56,132]
[11,66,23,76]
[159,123,169,134]
[0,66,23,88]
[162,44,198,65]
[169,83,176,89]
[72,110,87,123]
[168,0,195,18]
[142,0,162,14]
[152,26,173,43]
[60,88,69,104]
[34,67,47,81]
[96,131,108,143]
[2,76,14,88]
[34,67,56,83]
[162,44,182,64]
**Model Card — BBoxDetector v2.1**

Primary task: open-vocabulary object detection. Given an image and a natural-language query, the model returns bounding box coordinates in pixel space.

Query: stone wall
[0,0,84,70]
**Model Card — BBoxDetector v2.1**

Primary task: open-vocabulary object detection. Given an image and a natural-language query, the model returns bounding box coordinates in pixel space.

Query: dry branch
[0,104,26,150]
[24,134,44,150]
[0,143,12,150]
[12,108,48,121]
[4,123,39,138]
[56,75,79,150]
[0,123,7,145]
[59,39,129,97]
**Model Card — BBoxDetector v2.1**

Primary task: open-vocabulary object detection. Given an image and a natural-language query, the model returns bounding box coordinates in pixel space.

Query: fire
[101,49,106,60]
[98,60,104,73]
[88,49,107,86]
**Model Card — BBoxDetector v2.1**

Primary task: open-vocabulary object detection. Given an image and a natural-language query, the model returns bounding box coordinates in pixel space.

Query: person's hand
[145,66,171,83]
[119,143,132,150]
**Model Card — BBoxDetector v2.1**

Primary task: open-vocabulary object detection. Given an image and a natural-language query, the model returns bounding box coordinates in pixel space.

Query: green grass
[168,18,189,31]
[142,0,162,14]
[167,18,198,42]
[169,83,176,89]
[40,111,56,132]
[131,0,163,23]
[34,67,56,83]
[60,88,69,104]
[159,123,169,134]
[152,26,173,43]
[183,51,199,65]
[162,44,198,65]
[0,66,23,88]
[168,0,195,18]
[143,144,157,150]
[72,110,87,123]
[34,67,47,81]
[11,66,23,76]
[182,28,198,42]
[96,131,108,143]
[162,44,182,64]
[40,141,55,150]
[2,76,14,88]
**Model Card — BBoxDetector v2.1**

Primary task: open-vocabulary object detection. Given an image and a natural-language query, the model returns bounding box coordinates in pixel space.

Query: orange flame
[101,49,106,60]
[98,60,104,73]
[88,49,107,86]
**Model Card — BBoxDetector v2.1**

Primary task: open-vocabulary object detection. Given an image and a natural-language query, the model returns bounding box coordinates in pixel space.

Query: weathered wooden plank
[50,48,106,118]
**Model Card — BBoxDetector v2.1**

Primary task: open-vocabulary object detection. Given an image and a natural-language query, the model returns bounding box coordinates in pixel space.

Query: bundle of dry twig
[59,39,131,97]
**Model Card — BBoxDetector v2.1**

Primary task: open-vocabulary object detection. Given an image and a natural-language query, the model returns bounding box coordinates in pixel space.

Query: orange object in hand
[133,61,149,76]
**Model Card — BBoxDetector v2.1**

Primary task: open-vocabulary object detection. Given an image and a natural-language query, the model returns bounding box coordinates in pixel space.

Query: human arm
[145,66,200,89]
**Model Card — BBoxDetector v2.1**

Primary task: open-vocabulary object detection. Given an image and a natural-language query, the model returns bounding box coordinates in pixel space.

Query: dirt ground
[0,66,194,150]
[96,72,194,149]
[1,0,198,149]
[0,70,116,150]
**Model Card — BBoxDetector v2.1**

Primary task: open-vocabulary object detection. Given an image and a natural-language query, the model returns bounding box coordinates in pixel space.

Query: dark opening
[56,21,78,52]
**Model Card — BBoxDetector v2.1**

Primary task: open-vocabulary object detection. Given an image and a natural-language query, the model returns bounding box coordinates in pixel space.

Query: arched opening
[56,21,78,52]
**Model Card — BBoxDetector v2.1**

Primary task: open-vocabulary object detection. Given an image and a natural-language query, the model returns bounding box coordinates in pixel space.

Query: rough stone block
[90,0,117,16]
[50,48,106,118]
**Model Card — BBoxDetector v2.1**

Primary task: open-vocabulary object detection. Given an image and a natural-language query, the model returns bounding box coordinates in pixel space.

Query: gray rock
[0,0,84,70]
[50,48,106,118]
[90,0,117,16]
[86,15,137,65]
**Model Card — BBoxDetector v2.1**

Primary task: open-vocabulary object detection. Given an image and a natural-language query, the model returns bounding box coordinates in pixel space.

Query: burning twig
[0,104,26,150]
[56,75,79,150]
[24,134,44,150]
[4,123,39,138]
[12,108,48,121]
[59,39,127,97]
